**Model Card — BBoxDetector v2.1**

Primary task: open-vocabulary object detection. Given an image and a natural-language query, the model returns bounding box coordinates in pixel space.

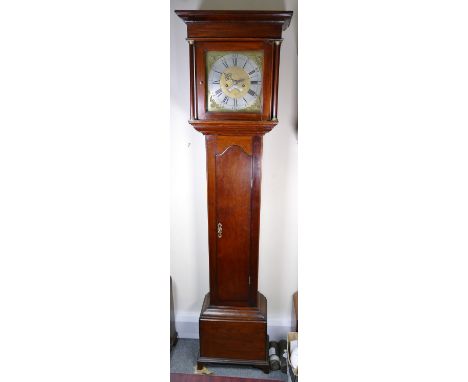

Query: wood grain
[199,293,268,368]
[190,120,277,136]
[216,136,252,156]
[215,145,252,303]
[175,10,293,37]
[194,40,274,122]
[176,10,293,372]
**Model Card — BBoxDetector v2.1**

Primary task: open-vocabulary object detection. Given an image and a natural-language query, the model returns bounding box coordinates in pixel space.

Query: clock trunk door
[215,144,253,306]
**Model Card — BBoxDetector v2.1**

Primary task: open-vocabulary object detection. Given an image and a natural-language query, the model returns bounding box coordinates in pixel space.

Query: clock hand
[227,84,243,92]
[226,77,247,92]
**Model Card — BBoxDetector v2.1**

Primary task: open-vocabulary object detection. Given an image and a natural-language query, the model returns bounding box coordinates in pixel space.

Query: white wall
[170,0,298,340]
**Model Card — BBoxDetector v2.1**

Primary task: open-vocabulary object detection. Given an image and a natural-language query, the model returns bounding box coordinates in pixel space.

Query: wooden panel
[215,145,252,304]
[175,10,293,31]
[199,319,266,361]
[205,137,262,307]
[271,41,281,119]
[190,120,277,136]
[187,22,283,39]
[248,136,262,306]
[188,42,196,120]
[200,292,267,322]
[217,136,252,156]
[205,136,218,303]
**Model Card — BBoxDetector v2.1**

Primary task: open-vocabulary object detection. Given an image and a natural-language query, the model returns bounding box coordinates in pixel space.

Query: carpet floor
[170,339,287,381]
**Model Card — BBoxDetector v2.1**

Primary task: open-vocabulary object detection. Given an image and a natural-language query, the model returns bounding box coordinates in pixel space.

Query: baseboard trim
[175,311,292,341]
[174,312,199,339]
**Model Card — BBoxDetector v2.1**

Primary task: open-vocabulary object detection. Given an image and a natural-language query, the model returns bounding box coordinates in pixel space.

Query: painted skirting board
[175,312,293,341]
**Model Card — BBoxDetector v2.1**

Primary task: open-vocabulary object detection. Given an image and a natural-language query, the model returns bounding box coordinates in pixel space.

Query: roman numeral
[233,99,238,109]
[232,54,238,66]
[248,69,256,76]
[214,70,223,75]
[248,89,256,97]
[215,89,222,96]
[212,80,220,84]
[222,96,229,104]
[243,97,248,105]
[221,58,228,68]
[251,80,260,85]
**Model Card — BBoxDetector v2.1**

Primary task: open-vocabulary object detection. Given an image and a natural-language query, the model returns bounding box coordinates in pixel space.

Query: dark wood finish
[198,292,268,369]
[194,40,274,121]
[200,320,265,360]
[249,136,263,306]
[215,145,252,304]
[205,135,260,307]
[171,373,283,382]
[175,10,292,26]
[199,292,267,322]
[205,136,218,302]
[176,10,292,373]
[188,42,196,120]
[187,22,283,39]
[217,136,252,155]
[271,41,282,120]
[190,120,277,136]
[175,10,292,38]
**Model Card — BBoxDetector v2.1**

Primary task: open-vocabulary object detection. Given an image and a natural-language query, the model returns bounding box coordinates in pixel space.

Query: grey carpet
[170,339,287,381]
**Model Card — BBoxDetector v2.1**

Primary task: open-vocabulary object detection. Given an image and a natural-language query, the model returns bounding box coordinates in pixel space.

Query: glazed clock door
[194,40,274,121]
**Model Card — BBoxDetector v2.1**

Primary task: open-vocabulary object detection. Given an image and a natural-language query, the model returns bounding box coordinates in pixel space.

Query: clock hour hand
[227,84,243,92]
[226,77,246,92]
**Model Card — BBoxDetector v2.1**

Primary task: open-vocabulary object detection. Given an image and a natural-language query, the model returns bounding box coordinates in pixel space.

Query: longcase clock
[176,10,293,373]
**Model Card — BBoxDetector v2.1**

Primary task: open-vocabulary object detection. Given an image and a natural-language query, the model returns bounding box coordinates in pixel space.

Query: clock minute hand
[226,78,246,92]
[227,84,243,92]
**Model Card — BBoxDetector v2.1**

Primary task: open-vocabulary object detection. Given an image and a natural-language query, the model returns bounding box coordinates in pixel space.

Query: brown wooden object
[176,10,293,374]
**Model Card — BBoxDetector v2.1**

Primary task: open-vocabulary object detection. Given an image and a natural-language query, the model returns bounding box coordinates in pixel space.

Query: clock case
[176,10,293,373]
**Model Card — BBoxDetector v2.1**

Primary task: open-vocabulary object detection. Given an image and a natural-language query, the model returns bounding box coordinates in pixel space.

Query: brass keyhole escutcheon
[217,222,223,238]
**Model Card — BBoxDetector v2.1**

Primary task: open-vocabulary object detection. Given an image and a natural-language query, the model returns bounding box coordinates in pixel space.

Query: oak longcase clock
[176,10,293,373]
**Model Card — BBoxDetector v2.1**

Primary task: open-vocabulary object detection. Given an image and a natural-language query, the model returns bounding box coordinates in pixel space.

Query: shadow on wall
[199,0,286,10]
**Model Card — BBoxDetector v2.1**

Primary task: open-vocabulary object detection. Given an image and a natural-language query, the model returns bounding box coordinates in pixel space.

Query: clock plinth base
[197,292,270,373]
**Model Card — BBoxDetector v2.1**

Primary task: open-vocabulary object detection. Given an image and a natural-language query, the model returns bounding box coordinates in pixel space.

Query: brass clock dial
[207,51,263,112]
